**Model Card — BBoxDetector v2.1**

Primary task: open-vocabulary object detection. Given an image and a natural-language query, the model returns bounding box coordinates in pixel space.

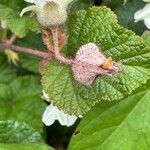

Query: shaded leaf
[69,90,150,150]
[0,76,46,133]
[0,53,17,84]
[70,0,94,13]
[17,33,44,73]
[0,4,40,37]
[0,120,42,143]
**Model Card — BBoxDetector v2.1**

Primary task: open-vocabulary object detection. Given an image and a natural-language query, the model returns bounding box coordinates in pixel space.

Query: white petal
[20,5,40,17]
[24,0,47,6]
[144,17,150,29]
[42,104,80,127]
[143,0,150,2]
[134,3,150,22]
[24,0,35,3]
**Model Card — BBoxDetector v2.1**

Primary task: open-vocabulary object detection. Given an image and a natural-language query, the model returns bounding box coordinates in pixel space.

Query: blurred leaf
[69,90,150,150]
[0,3,40,37]
[19,54,40,73]
[42,7,150,116]
[70,0,94,13]
[0,53,17,84]
[0,76,46,133]
[0,143,53,150]
[0,120,42,143]
[17,33,44,73]
[103,0,146,35]
[0,0,27,11]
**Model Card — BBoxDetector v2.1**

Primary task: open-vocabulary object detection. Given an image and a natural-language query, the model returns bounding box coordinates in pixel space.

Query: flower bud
[20,0,73,28]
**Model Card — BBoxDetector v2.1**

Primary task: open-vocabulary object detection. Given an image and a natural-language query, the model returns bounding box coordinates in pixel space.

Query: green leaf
[0,76,46,133]
[19,54,40,73]
[0,143,53,150]
[0,0,27,12]
[0,4,40,37]
[0,120,42,143]
[68,90,150,150]
[70,0,94,13]
[42,7,150,116]
[17,33,44,73]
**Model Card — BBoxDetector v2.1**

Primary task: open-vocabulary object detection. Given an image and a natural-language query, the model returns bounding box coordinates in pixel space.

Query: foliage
[0,2,40,37]
[68,90,150,149]
[0,0,150,150]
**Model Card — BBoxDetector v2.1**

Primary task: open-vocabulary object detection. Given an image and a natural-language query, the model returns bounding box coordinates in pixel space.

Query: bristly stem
[50,26,73,65]
[0,43,51,59]
[0,26,72,65]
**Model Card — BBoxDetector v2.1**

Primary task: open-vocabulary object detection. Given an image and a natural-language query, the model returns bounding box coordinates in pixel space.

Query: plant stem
[50,26,73,65]
[0,43,51,59]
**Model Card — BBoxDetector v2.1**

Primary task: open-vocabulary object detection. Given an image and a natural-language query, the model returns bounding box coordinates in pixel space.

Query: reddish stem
[0,43,51,59]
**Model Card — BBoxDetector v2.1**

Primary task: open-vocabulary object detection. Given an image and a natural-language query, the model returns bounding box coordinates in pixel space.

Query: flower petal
[144,17,150,29]
[42,104,79,127]
[143,0,150,2]
[134,3,150,22]
[24,0,47,6]
[20,5,40,17]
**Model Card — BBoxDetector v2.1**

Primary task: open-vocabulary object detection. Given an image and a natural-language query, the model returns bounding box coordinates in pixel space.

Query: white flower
[143,0,150,2]
[42,90,82,127]
[20,0,73,27]
[134,3,150,29]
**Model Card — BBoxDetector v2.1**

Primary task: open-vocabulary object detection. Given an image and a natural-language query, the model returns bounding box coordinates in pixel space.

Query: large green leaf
[0,143,53,150]
[42,7,150,116]
[0,76,46,133]
[0,3,40,37]
[0,120,42,143]
[68,90,150,150]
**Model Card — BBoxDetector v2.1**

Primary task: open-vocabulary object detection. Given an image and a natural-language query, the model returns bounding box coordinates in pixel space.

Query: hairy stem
[0,43,51,59]
[50,26,73,65]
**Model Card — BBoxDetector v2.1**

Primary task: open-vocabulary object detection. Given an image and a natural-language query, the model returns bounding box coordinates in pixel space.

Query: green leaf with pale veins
[68,90,150,150]
[42,7,150,116]
[0,120,42,143]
